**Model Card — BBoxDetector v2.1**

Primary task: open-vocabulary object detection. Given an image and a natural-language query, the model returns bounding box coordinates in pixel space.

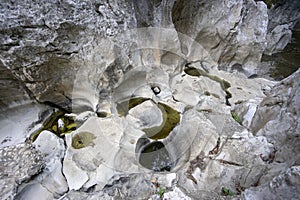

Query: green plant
[231,112,242,124]
[221,187,234,196]
[157,187,166,198]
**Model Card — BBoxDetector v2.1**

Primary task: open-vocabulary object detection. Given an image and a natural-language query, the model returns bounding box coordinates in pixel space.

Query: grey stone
[15,182,54,200]
[249,69,300,184]
[266,0,300,54]
[0,1,299,200]
[1,0,298,111]
[242,166,300,200]
[162,187,192,200]
[173,0,268,74]
[0,143,44,200]
[0,0,136,111]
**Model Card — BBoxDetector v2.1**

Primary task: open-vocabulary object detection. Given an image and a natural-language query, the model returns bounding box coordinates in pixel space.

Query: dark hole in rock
[184,66,201,76]
[29,110,76,142]
[204,91,211,96]
[138,141,174,172]
[96,111,108,118]
[151,86,161,95]
[230,63,244,73]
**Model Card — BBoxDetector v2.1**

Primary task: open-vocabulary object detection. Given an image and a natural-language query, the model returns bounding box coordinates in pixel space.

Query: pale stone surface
[32,131,68,195]
[248,69,300,186]
[163,187,192,200]
[127,100,163,129]
[266,0,300,54]
[61,174,155,200]
[233,98,263,128]
[63,116,130,190]
[1,0,298,110]
[0,103,48,148]
[15,182,53,200]
[157,173,177,188]
[0,0,136,110]
[0,1,299,200]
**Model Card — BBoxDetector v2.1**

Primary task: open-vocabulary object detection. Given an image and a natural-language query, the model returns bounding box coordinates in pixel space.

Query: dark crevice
[215,159,243,167]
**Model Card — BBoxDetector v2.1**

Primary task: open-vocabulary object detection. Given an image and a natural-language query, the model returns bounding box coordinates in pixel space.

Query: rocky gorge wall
[0,0,299,110]
[0,0,299,200]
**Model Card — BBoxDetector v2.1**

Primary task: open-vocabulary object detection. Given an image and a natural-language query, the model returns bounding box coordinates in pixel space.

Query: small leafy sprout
[157,187,166,198]
[221,187,234,196]
[231,112,242,124]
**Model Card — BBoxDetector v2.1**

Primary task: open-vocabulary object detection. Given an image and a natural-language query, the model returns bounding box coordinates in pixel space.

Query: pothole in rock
[143,102,180,140]
[71,131,96,149]
[138,141,175,172]
[29,110,76,142]
[116,95,181,171]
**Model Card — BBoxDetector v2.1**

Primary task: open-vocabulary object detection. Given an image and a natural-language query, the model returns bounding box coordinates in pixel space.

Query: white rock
[127,100,163,129]
[75,111,97,122]
[63,152,89,190]
[33,130,68,195]
[0,103,47,148]
[63,116,127,190]
[163,187,191,200]
[153,173,177,188]
[171,74,203,106]
[16,182,54,200]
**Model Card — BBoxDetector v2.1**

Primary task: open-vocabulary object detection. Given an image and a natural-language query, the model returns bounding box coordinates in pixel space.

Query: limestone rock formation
[250,69,300,183]
[0,0,299,199]
[0,0,298,110]
[242,166,300,200]
[0,0,136,110]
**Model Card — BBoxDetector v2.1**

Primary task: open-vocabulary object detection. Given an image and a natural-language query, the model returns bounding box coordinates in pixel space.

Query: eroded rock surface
[1,0,298,110]
[0,0,299,199]
[242,166,300,200]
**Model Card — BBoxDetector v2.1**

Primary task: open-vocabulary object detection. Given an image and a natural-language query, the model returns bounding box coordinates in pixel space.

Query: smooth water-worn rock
[63,116,129,190]
[173,0,267,75]
[0,103,49,148]
[62,61,279,199]
[19,131,68,198]
[1,0,299,199]
[6,131,67,200]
